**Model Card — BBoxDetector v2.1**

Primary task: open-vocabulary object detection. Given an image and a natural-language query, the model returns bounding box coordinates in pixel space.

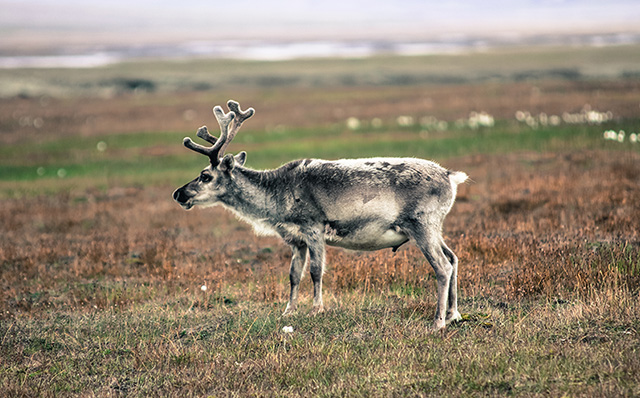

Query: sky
[2,0,640,53]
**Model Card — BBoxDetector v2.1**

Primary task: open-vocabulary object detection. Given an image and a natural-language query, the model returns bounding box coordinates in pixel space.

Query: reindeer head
[172,100,254,210]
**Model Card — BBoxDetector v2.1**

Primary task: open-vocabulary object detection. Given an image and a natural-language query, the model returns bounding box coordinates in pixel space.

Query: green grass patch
[2,119,638,196]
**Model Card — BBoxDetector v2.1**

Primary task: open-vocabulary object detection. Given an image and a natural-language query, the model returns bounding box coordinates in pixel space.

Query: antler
[182,100,254,165]
[218,100,255,156]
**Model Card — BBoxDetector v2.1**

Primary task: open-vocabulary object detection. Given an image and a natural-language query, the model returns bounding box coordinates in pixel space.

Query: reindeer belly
[324,220,409,251]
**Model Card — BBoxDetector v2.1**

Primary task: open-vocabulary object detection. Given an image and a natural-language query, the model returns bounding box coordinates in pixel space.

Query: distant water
[0,53,123,69]
[1,33,638,69]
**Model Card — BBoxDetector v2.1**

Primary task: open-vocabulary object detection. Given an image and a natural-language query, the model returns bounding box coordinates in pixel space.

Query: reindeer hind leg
[441,239,461,324]
[408,223,453,331]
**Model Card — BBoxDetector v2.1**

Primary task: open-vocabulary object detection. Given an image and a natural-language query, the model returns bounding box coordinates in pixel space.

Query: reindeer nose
[172,188,183,202]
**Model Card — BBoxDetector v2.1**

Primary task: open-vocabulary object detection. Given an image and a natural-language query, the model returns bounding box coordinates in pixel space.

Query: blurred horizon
[2,0,640,67]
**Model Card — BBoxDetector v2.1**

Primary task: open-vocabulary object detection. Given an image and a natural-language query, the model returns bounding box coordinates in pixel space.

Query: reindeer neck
[218,166,284,222]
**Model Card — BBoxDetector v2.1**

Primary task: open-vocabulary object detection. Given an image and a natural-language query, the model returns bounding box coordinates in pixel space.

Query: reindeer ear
[219,153,236,173]
[234,151,247,167]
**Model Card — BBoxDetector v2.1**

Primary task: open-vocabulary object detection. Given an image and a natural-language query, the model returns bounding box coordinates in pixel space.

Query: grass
[3,258,640,397]
[2,146,639,396]
[1,119,638,196]
[2,293,638,397]
[2,51,640,396]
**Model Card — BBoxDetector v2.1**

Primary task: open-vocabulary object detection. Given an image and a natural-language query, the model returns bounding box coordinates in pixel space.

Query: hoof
[432,319,446,331]
[309,305,324,316]
[446,310,462,324]
[282,304,297,317]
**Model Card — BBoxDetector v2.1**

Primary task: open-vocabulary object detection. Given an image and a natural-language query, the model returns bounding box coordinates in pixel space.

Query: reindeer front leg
[307,235,326,315]
[283,241,308,316]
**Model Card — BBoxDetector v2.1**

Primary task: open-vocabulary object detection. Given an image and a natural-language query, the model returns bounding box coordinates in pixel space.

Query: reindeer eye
[200,172,213,183]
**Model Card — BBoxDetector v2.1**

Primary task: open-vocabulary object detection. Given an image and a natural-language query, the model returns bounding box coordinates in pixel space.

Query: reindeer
[173,100,468,330]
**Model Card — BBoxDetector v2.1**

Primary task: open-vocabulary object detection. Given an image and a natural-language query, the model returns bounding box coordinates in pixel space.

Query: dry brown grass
[2,70,640,395]
[2,149,638,318]
[2,149,639,396]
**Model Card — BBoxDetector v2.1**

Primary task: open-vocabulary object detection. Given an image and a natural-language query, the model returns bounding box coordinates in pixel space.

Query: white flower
[538,113,548,126]
[468,111,494,129]
[346,117,360,130]
[282,326,294,333]
[396,115,414,127]
[201,285,207,292]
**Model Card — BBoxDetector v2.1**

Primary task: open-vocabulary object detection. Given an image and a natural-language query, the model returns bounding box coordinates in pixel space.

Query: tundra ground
[1,48,640,396]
